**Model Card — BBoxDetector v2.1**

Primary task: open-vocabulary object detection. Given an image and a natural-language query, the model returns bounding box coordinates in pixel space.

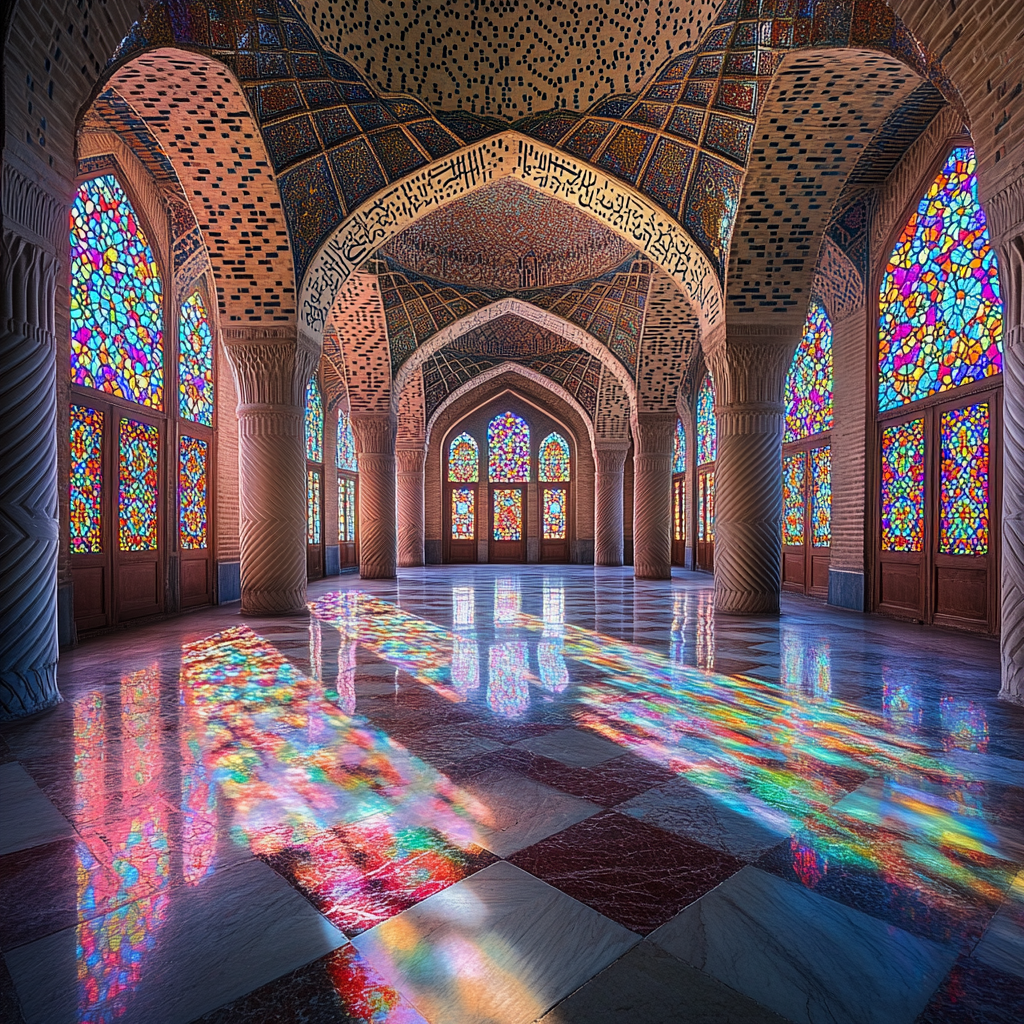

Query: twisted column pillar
[224,329,316,615]
[594,443,628,566]
[998,232,1024,702]
[351,413,397,579]
[706,327,799,615]
[1,228,61,719]
[396,447,426,567]
[631,414,675,580]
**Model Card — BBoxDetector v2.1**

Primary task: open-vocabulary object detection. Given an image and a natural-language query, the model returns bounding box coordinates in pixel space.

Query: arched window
[672,418,687,564]
[878,147,1002,412]
[875,146,1003,633]
[336,412,358,563]
[178,291,214,425]
[488,412,530,482]
[70,175,164,408]
[538,433,570,482]
[673,419,686,474]
[695,373,716,571]
[304,374,324,462]
[448,432,480,482]
[781,301,834,597]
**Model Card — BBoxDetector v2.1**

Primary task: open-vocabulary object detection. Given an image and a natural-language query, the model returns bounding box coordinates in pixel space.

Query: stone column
[631,413,675,580]
[997,227,1024,702]
[594,443,628,566]
[223,328,316,615]
[1,221,61,719]
[396,447,426,567]
[351,412,397,579]
[706,326,799,615]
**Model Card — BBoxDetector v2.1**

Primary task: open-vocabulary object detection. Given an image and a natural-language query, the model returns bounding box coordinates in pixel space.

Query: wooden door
[539,485,569,562]
[178,432,213,608]
[307,466,324,579]
[70,402,111,630]
[338,473,358,568]
[490,485,526,563]
[447,483,478,563]
[672,475,686,566]
[696,468,715,572]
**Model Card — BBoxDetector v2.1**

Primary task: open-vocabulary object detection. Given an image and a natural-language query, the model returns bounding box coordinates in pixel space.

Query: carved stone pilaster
[396,447,426,568]
[594,443,628,567]
[1,229,61,718]
[351,413,397,579]
[223,329,313,615]
[631,413,675,580]
[998,233,1024,704]
[706,327,800,616]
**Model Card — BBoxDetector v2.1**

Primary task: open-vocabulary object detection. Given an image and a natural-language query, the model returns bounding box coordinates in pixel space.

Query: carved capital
[396,448,427,475]
[704,326,799,408]
[631,412,676,456]
[2,229,60,337]
[594,444,629,475]
[2,164,65,255]
[223,327,320,407]
[351,412,397,456]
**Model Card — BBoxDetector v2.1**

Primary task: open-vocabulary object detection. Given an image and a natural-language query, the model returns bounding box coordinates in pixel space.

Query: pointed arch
[304,374,324,462]
[785,301,834,443]
[696,372,717,467]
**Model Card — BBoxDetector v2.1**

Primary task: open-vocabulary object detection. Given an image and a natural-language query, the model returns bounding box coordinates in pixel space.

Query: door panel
[540,485,568,563]
[490,486,525,563]
[448,484,477,563]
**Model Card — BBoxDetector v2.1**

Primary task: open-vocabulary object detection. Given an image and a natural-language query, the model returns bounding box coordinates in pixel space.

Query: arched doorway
[441,399,576,564]
[672,418,687,566]
[304,374,324,580]
[336,412,359,569]
[695,372,717,573]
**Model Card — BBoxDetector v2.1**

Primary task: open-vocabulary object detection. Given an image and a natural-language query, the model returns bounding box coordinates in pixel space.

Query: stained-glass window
[70,405,104,554]
[119,418,159,551]
[673,419,687,474]
[881,419,925,552]
[811,446,832,548]
[178,436,208,550]
[543,487,567,540]
[304,375,323,462]
[339,477,356,543]
[673,477,685,542]
[539,432,570,482]
[782,453,806,546]
[337,413,358,472]
[452,487,475,539]
[697,374,716,466]
[307,470,321,544]
[785,301,833,441]
[493,489,523,541]
[448,432,479,482]
[488,412,530,482]
[878,147,1003,411]
[178,291,214,425]
[698,470,715,541]
[70,175,164,408]
[940,404,989,555]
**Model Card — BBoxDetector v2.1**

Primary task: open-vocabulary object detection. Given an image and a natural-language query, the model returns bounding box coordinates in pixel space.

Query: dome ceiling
[380,180,637,291]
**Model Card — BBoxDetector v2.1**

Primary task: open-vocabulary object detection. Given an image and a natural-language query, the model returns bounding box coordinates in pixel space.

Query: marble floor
[2,566,1023,1024]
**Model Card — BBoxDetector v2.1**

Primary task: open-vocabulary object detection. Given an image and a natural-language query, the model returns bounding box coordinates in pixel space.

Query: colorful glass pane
[339,476,356,543]
[785,301,833,441]
[451,487,475,539]
[881,419,925,552]
[940,403,989,555]
[488,412,530,482]
[337,413,358,472]
[878,147,1003,411]
[673,477,685,542]
[448,432,479,482]
[70,405,104,554]
[699,470,715,541]
[119,418,159,551]
[304,375,324,462]
[697,374,717,465]
[539,432,570,482]
[811,446,832,547]
[307,470,321,544]
[782,453,806,546]
[178,291,214,425]
[178,436,208,550]
[492,488,522,540]
[70,175,164,408]
[543,487,567,540]
[673,418,687,473]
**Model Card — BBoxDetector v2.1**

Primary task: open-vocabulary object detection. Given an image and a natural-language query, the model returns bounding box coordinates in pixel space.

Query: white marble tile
[446,769,600,857]
[974,870,1024,980]
[0,762,75,855]
[649,866,957,1024]
[4,857,347,1024]
[619,777,796,860]
[353,861,639,1024]
[512,728,625,767]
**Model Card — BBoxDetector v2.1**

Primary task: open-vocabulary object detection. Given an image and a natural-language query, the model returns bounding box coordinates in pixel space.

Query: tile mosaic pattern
[2,567,1021,1024]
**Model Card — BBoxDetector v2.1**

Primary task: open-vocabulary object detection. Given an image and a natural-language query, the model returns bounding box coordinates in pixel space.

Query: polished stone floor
[2,566,1023,1024]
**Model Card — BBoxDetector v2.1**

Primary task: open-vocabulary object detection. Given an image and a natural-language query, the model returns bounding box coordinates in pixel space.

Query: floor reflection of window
[538,642,569,693]
[334,641,358,714]
[542,584,564,632]
[494,578,521,625]
[782,631,831,700]
[488,642,531,717]
[451,638,481,696]
[453,586,475,629]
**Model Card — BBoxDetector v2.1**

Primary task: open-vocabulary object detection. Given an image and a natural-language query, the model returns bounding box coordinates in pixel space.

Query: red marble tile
[509,810,743,934]
[915,956,1024,1024]
[260,816,497,936]
[510,749,678,805]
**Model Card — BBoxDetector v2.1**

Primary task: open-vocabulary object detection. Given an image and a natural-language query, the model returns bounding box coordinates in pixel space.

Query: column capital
[630,412,676,456]
[703,322,801,408]
[222,325,319,407]
[351,412,397,456]
[396,447,427,474]
[594,443,629,474]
